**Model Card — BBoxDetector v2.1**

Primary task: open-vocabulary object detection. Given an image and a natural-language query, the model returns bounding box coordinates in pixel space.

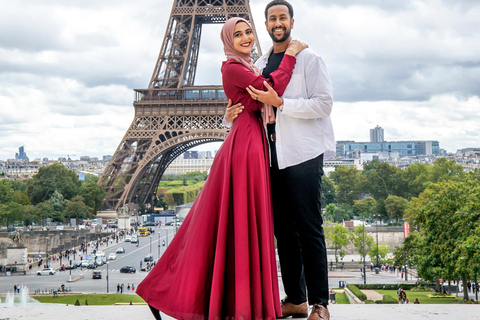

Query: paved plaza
[1,304,479,320]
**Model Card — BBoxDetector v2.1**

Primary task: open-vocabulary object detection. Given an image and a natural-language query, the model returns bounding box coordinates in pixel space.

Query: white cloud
[0,0,479,160]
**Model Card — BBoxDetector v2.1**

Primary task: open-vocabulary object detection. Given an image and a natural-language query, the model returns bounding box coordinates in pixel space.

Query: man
[225,1,334,319]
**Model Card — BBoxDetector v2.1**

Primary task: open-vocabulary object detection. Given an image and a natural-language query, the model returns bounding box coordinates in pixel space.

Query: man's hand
[246,81,283,107]
[225,99,244,123]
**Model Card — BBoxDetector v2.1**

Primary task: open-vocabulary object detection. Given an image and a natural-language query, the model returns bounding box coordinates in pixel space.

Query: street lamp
[45,237,49,268]
[362,218,366,284]
[375,214,379,268]
[149,235,152,254]
[106,261,109,293]
[157,232,160,259]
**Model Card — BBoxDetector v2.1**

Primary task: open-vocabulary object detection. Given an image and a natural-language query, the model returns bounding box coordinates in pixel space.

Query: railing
[134,86,227,103]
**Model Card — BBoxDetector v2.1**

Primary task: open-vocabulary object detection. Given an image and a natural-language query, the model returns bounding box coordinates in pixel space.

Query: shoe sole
[277,313,309,319]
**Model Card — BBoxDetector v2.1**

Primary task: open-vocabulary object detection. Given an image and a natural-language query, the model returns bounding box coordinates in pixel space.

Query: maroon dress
[136,54,296,320]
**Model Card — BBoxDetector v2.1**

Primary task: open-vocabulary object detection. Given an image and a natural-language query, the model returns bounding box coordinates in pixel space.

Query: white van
[56,226,64,231]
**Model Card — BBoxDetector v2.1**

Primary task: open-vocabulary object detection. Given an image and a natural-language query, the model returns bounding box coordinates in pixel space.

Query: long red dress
[136,54,297,320]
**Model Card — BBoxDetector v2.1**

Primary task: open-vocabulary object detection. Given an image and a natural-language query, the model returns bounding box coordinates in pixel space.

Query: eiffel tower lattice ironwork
[99,0,262,211]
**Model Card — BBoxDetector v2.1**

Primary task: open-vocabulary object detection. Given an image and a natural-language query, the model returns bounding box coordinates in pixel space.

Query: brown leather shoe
[278,301,308,318]
[307,304,330,320]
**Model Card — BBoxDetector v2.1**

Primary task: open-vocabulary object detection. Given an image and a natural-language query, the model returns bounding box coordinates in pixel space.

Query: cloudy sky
[1,0,479,160]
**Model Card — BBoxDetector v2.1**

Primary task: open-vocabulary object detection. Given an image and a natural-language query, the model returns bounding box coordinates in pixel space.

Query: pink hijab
[220,17,275,125]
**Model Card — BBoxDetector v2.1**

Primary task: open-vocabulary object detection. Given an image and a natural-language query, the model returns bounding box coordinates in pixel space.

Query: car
[125,235,132,242]
[120,266,136,273]
[87,260,97,269]
[144,254,153,262]
[95,257,103,266]
[65,263,76,270]
[130,236,138,244]
[74,260,83,268]
[92,271,102,279]
[144,221,155,227]
[36,268,56,276]
[95,251,106,257]
[81,260,89,267]
[116,247,125,254]
[108,253,117,260]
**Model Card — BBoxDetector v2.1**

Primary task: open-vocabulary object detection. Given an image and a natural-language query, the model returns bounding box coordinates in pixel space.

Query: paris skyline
[1,0,479,160]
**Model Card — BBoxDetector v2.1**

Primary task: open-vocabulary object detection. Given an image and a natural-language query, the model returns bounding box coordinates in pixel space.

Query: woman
[136,17,306,320]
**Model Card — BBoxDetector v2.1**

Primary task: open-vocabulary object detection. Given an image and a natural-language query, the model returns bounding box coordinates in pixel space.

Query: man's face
[265,4,294,43]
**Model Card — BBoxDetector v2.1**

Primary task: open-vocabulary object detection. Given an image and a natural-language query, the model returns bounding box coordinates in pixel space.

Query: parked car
[36,268,56,276]
[144,254,153,262]
[92,271,102,279]
[116,247,125,254]
[120,266,136,273]
[108,253,117,260]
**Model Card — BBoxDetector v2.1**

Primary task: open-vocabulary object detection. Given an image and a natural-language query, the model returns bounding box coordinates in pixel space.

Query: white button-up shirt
[255,47,335,169]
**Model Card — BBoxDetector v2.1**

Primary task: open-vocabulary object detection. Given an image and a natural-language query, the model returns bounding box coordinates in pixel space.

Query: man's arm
[281,54,333,119]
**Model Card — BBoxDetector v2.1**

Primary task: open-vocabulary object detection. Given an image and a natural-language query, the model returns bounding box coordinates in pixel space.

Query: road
[0,225,177,295]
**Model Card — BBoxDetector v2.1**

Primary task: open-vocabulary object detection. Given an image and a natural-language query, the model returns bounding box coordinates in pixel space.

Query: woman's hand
[285,39,309,56]
[225,99,244,123]
[246,81,283,107]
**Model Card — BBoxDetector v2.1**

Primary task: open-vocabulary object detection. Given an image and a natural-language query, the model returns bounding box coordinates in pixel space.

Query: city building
[370,125,384,143]
[15,146,28,161]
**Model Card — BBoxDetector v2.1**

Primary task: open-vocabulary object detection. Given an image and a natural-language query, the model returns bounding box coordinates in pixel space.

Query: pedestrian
[117,283,120,294]
[414,298,420,304]
[127,283,131,292]
[227,1,335,319]
[400,289,407,304]
[121,283,124,294]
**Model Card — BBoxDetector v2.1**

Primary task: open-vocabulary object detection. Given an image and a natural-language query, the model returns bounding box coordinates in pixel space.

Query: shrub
[375,295,397,304]
[348,284,367,301]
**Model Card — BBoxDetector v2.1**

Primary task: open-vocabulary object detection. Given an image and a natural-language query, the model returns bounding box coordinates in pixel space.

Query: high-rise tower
[99,0,262,211]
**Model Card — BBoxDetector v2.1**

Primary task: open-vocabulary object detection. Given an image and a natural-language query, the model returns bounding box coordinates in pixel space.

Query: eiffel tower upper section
[149,0,262,90]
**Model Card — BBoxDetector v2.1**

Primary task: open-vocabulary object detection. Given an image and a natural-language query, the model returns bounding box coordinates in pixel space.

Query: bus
[138,227,150,237]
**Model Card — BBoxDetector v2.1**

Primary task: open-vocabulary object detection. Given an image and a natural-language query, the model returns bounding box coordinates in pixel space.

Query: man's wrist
[277,98,284,111]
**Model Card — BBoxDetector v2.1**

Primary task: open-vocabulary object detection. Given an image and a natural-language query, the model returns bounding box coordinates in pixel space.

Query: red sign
[404,222,409,238]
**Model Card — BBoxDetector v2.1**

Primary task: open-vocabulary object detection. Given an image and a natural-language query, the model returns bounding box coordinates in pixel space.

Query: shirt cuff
[222,117,233,128]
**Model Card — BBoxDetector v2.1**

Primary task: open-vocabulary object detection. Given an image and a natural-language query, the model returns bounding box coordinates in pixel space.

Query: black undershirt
[262,51,285,138]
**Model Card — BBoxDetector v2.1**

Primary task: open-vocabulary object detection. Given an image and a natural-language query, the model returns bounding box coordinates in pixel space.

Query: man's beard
[268,28,291,43]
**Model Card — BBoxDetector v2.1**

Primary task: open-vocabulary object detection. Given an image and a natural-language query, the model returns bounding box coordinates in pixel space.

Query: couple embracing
[136,1,335,319]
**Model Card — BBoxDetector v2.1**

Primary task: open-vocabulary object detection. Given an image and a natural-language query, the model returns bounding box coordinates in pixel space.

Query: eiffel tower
[99,0,262,211]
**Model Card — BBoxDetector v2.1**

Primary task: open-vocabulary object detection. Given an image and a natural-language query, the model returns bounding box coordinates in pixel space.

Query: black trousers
[270,149,328,306]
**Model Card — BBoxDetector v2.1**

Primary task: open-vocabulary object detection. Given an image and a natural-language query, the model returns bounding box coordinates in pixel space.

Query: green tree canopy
[350,225,375,263]
[353,197,377,220]
[64,195,91,220]
[324,223,350,262]
[330,166,365,206]
[27,163,81,204]
[384,195,409,223]
[80,182,105,215]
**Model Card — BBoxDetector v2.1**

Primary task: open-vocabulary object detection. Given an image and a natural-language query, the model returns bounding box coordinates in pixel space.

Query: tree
[324,223,350,262]
[384,195,409,223]
[79,182,105,215]
[368,243,391,265]
[330,166,365,205]
[321,176,336,208]
[350,225,375,263]
[402,172,480,301]
[363,160,408,200]
[27,163,81,204]
[353,197,377,220]
[64,195,91,221]
[324,203,354,223]
[33,202,54,226]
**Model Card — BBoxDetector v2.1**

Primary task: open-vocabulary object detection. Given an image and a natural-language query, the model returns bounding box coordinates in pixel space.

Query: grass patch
[33,294,145,305]
[333,291,350,304]
[376,290,461,304]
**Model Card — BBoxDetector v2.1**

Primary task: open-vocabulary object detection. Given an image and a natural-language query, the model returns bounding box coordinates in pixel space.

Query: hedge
[348,284,367,301]
[355,283,419,290]
[375,295,398,304]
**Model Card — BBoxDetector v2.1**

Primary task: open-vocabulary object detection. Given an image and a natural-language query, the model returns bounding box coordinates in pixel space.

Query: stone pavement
[1,304,479,320]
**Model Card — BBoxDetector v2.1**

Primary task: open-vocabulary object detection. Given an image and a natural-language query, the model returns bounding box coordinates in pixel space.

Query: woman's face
[233,21,254,55]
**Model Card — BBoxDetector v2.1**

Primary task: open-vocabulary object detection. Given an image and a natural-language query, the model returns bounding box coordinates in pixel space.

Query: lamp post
[157,232,160,259]
[45,237,49,268]
[106,261,109,293]
[362,218,366,284]
[375,214,379,268]
[149,235,152,254]
[69,260,72,282]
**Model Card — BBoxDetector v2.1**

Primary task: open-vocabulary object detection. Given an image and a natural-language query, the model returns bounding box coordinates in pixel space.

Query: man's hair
[264,0,294,20]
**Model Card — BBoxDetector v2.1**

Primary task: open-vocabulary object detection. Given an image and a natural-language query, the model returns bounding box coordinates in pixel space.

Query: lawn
[376,290,461,304]
[33,293,146,305]
[334,291,350,304]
